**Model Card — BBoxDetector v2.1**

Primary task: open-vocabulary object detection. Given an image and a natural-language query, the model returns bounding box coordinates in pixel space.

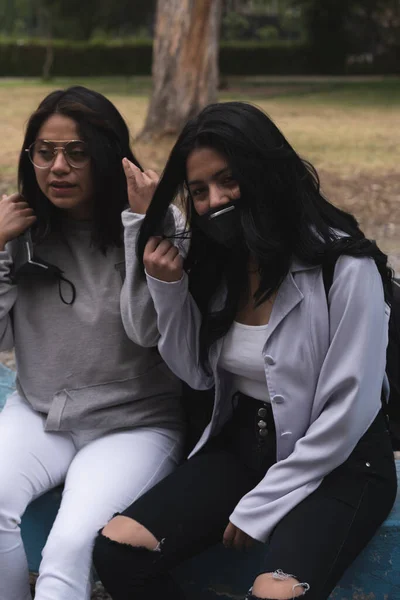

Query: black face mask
[11,231,76,305]
[194,199,243,248]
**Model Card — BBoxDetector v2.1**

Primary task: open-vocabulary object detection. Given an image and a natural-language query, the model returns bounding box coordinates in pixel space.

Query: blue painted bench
[0,364,399,599]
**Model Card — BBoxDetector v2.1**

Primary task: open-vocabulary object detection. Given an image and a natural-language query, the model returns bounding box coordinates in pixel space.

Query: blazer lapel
[266,271,304,340]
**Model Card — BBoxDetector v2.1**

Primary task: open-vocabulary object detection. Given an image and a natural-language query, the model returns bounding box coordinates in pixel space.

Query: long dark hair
[18,85,142,252]
[138,101,392,369]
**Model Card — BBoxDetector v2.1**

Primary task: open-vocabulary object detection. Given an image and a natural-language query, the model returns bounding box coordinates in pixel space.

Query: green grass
[0,75,398,105]
[222,76,400,106]
[0,76,154,96]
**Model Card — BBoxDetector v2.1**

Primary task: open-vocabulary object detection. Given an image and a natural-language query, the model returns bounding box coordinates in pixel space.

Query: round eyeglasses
[25,140,90,169]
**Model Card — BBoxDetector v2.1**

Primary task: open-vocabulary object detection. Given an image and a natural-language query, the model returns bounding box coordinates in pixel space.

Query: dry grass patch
[237,99,400,174]
[0,77,399,270]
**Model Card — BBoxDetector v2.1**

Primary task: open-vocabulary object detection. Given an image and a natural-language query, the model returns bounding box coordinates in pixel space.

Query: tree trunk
[42,35,54,81]
[139,0,223,140]
[37,0,54,81]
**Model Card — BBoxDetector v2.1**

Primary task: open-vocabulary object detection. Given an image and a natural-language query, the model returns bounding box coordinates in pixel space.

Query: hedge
[0,39,398,77]
[0,40,153,77]
[219,41,313,75]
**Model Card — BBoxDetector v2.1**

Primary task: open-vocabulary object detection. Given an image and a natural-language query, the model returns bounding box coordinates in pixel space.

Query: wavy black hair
[138,101,392,369]
[18,85,142,252]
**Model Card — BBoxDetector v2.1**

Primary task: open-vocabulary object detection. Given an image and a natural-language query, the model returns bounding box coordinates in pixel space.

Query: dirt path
[320,169,400,273]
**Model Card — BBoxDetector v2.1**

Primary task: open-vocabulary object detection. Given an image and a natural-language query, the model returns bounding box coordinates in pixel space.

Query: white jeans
[0,392,183,600]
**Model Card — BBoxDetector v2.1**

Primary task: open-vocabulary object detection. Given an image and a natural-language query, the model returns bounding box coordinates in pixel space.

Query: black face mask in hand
[194,199,243,248]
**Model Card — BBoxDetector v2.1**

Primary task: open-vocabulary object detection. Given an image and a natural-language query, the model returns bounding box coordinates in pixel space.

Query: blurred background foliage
[0,0,398,77]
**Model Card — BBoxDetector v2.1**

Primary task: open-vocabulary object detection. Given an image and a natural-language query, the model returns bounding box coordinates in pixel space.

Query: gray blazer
[144,251,389,543]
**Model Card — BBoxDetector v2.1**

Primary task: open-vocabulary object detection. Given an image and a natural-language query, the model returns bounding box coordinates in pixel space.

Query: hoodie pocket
[46,362,182,431]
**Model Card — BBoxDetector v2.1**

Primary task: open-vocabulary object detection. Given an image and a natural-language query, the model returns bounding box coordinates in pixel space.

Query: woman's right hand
[123,158,159,215]
[144,237,183,283]
[0,193,36,250]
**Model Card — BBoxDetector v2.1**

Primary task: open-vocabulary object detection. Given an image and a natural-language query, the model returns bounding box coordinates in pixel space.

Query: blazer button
[265,355,275,365]
[258,407,267,418]
[272,395,284,404]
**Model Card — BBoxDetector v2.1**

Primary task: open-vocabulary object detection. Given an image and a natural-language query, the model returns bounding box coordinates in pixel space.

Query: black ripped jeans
[93,396,397,600]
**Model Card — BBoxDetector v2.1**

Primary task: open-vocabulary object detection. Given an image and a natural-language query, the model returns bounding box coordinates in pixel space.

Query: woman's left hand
[223,522,256,551]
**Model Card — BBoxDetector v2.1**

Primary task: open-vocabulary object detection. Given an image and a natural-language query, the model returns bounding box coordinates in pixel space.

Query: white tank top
[219,321,270,403]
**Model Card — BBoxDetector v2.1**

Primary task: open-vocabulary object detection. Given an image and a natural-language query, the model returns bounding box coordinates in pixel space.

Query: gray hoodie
[0,209,183,432]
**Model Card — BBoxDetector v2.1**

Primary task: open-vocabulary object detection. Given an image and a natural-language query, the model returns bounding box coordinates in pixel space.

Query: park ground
[0,75,399,597]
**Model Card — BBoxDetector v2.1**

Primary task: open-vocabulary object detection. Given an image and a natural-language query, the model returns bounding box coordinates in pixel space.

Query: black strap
[386,279,400,448]
[58,275,76,305]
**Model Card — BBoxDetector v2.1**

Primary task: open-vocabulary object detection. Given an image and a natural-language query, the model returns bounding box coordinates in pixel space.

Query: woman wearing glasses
[0,87,184,600]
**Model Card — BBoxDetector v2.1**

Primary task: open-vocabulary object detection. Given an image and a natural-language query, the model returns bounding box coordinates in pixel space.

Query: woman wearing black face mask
[93,102,396,600]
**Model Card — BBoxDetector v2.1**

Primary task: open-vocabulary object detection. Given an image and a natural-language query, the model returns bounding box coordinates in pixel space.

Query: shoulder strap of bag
[386,278,400,449]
